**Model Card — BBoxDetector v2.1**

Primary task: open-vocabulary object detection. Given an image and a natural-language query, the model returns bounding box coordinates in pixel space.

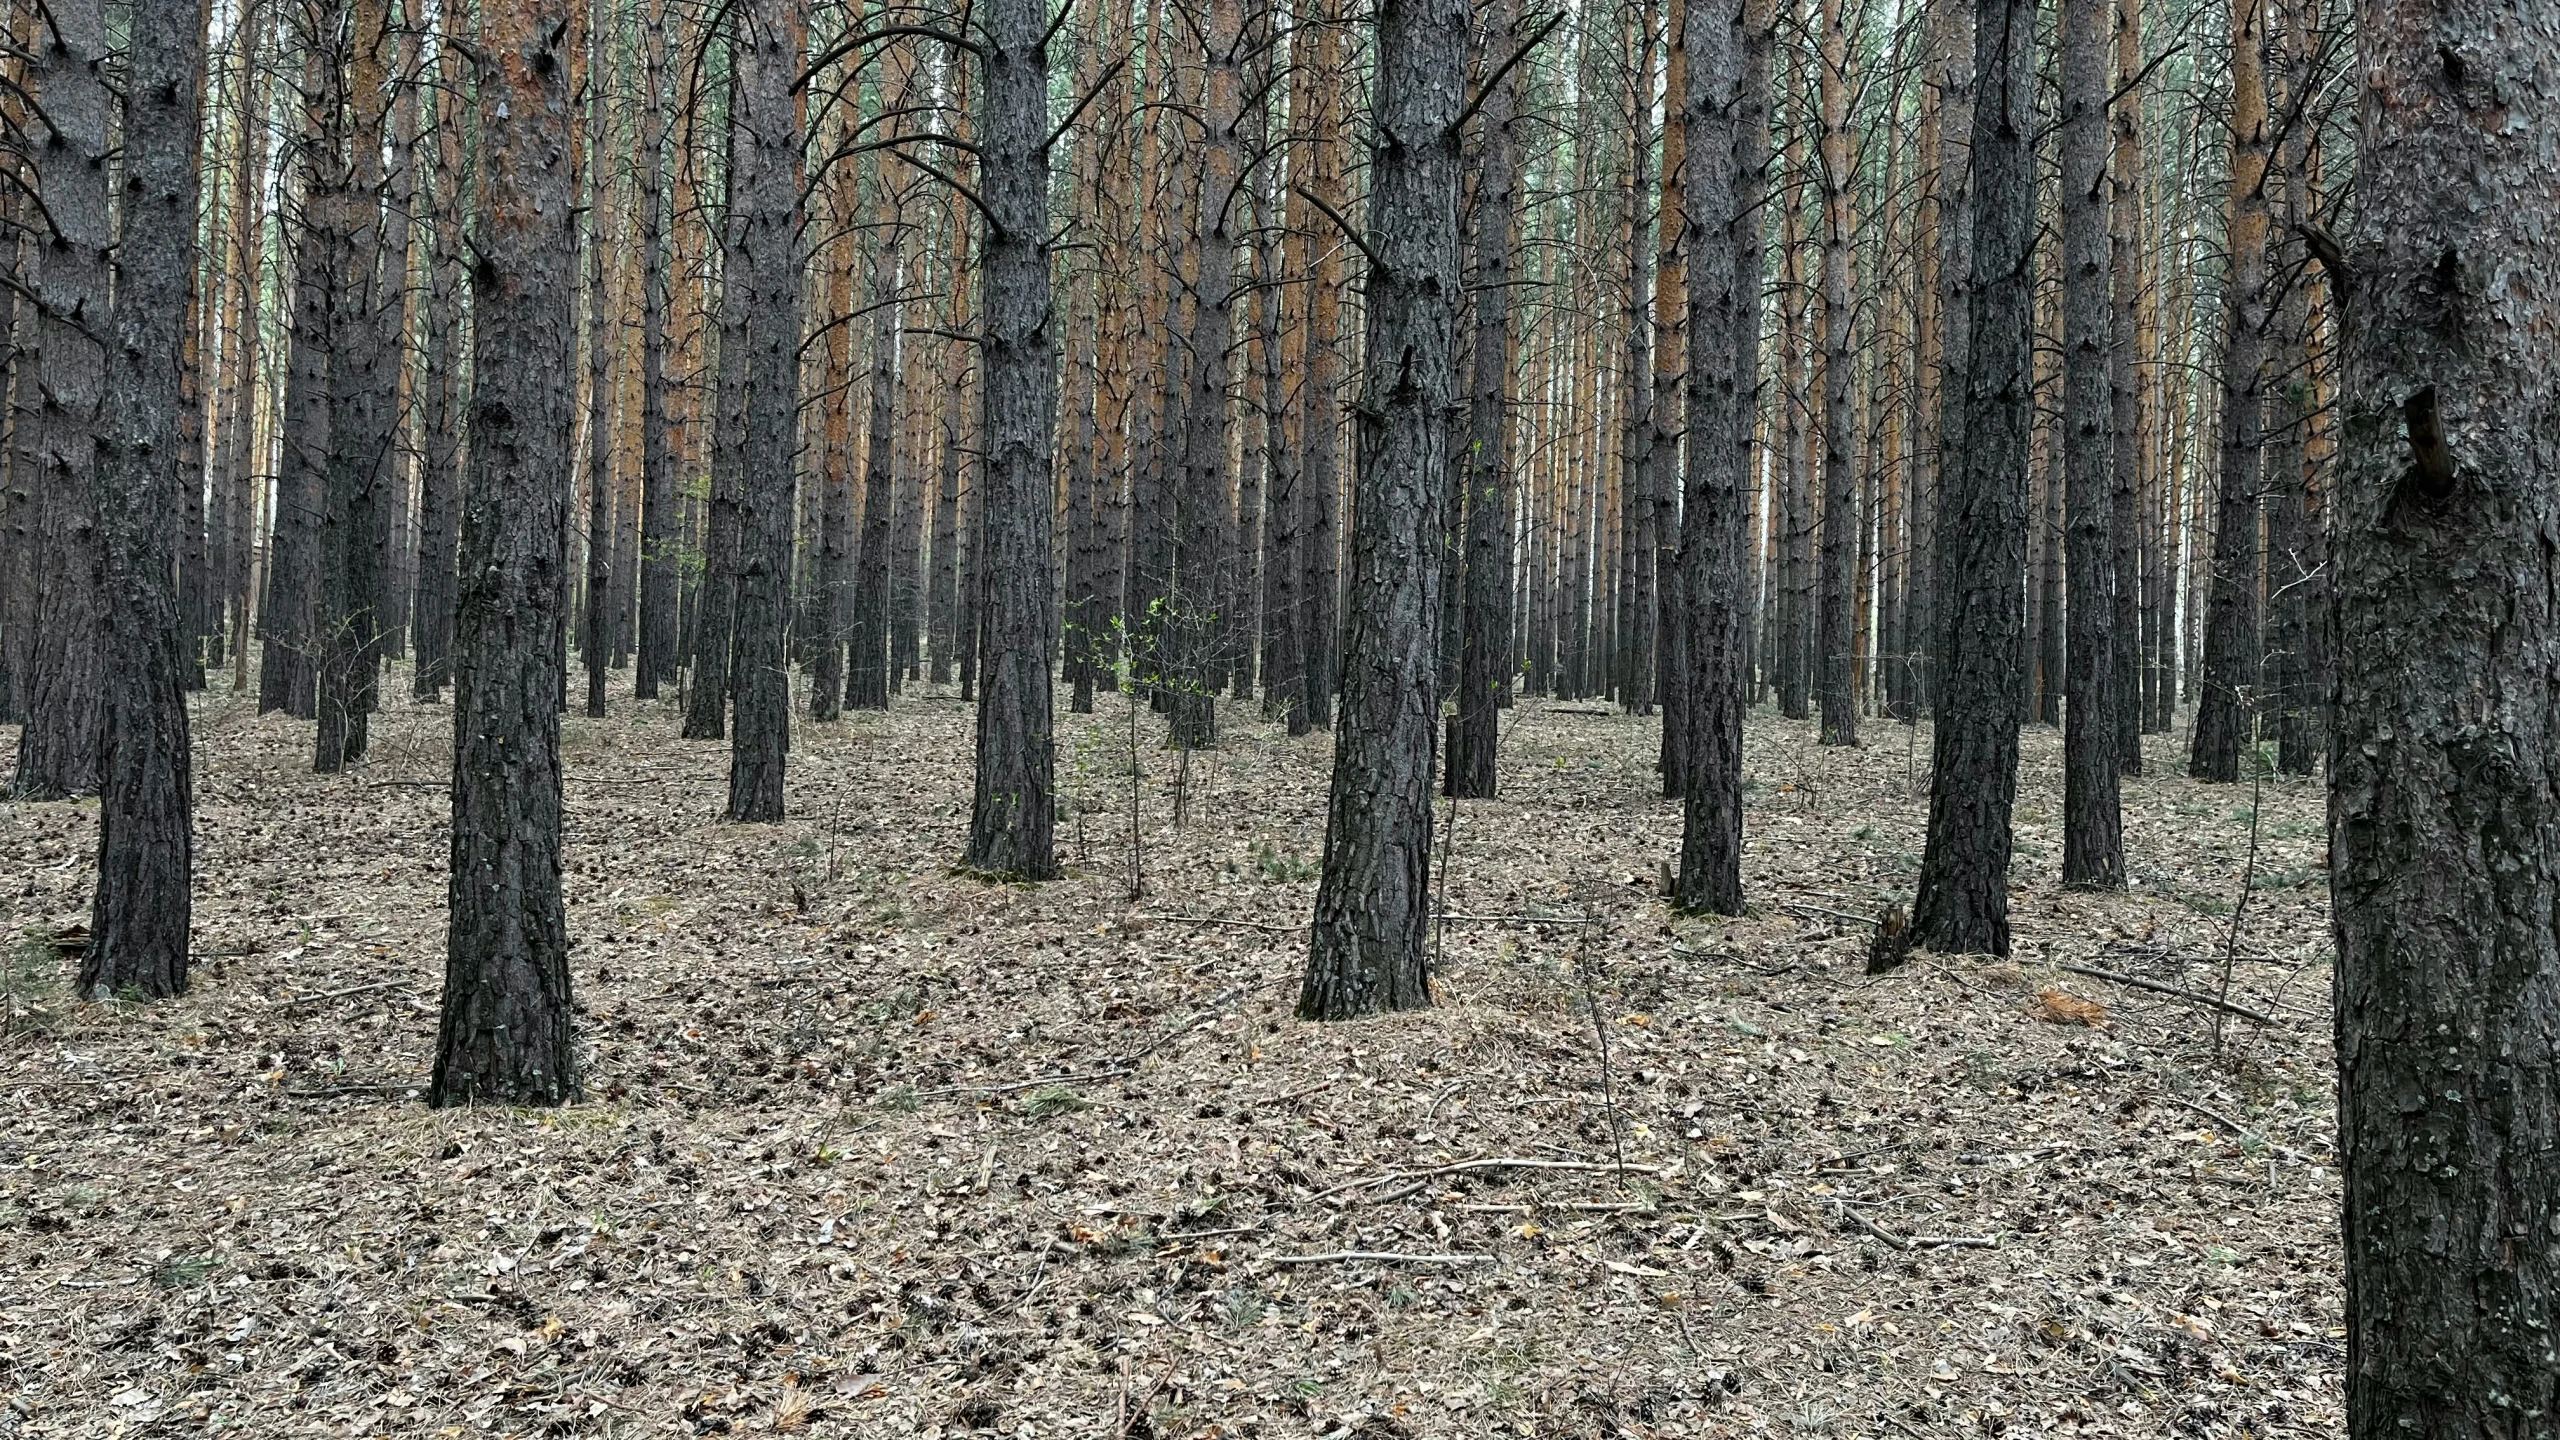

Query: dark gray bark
[1616,9,1657,721]
[87,0,205,997]
[1169,0,1247,749]
[582,0,615,721]
[725,0,803,822]
[682,157,750,740]
[2332,4,2560,1430]
[846,216,902,712]
[1919,0,1976,716]
[433,0,579,1108]
[964,0,1059,880]
[2106,0,2144,773]
[634,0,676,700]
[411,26,465,700]
[1446,0,1524,800]
[1299,0,1461,1020]
[13,0,112,799]
[1902,0,2031,961]
[1672,0,1747,917]
[2060,0,2122,889]
[265,27,335,723]
[1814,0,1857,748]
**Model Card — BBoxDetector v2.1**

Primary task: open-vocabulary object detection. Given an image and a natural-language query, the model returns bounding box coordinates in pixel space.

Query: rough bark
[1296,0,1345,730]
[633,0,676,701]
[87,0,205,997]
[2331,3,2560,1430]
[2189,0,2269,783]
[1901,0,2031,961]
[582,0,615,720]
[1813,0,1857,747]
[13,0,111,799]
[963,0,1059,880]
[2060,0,2123,888]
[2106,0,2145,773]
[433,0,580,1108]
[1300,0,1461,1020]
[411,23,466,700]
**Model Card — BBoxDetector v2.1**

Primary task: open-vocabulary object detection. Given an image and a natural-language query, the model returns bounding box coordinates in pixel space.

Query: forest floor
[1,671,2342,1440]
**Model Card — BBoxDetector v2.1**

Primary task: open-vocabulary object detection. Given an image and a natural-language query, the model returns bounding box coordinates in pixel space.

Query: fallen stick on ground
[1267,1251,1491,1266]
[2055,963,2277,1025]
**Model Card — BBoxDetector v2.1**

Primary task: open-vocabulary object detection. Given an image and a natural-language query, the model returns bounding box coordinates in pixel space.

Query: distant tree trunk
[1446,0,1523,799]
[1300,0,1461,1020]
[1652,2,1689,794]
[2333,2,2560,1429]
[1256,64,1303,730]
[2189,0,2268,783]
[1672,0,1749,916]
[1296,0,1346,731]
[317,0,399,773]
[412,22,466,700]
[811,173,856,721]
[14,0,112,799]
[2105,0,2144,772]
[964,0,1060,879]
[681,153,750,740]
[633,0,676,701]
[1900,0,2031,962]
[1168,0,1246,749]
[433,0,580,1108]
[1919,0,1975,718]
[1814,0,1857,746]
[846,174,903,712]
[2264,0,2314,779]
[2060,0,2123,888]
[86,0,205,996]
[1617,6,1657,720]
[582,0,616,720]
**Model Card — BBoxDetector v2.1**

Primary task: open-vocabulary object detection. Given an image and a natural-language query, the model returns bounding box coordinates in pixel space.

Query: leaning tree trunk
[1899,0,2033,962]
[86,0,205,997]
[724,0,804,822]
[1672,0,1748,916]
[432,0,580,1108]
[1446,0,1524,800]
[14,0,112,800]
[964,0,1060,880]
[2189,0,2269,783]
[2059,0,2122,889]
[1299,0,1462,1021]
[2332,4,2560,1430]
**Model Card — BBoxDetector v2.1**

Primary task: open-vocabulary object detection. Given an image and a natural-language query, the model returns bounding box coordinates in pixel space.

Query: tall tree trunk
[1672,0,1750,916]
[13,0,112,798]
[633,0,676,700]
[1652,0,1689,792]
[433,0,580,1107]
[2264,0,2314,778]
[583,0,616,719]
[87,0,206,995]
[2060,0,2123,887]
[1446,0,1525,799]
[682,126,751,740]
[317,0,399,772]
[1897,0,2031,962]
[411,20,466,699]
[1296,0,1345,730]
[725,0,804,821]
[1300,0,1462,1020]
[847,126,904,712]
[811,155,856,721]
[2332,2,2560,1428]
[2106,0,2145,772]
[964,0,1060,879]
[1814,0,1858,746]
[1617,0,1658,720]
[2188,0,2268,782]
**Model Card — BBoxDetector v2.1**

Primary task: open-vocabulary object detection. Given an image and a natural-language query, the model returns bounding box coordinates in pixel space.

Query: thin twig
[1266,1250,1492,1266]
[2055,963,2276,1025]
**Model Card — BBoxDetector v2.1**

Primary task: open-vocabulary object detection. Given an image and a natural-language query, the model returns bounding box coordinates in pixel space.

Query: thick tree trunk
[2060,0,2123,888]
[433,0,580,1108]
[1446,0,1524,800]
[13,0,112,799]
[86,0,205,997]
[964,0,1059,880]
[725,0,804,822]
[1300,0,1461,1020]
[2189,0,2269,782]
[1900,0,2031,961]
[317,0,399,772]
[2332,3,2560,1429]
[1672,0,1749,917]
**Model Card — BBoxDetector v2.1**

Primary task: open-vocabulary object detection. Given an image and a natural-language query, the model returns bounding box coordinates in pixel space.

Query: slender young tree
[432,0,581,1107]
[1299,0,1464,1020]
[412,12,468,700]
[87,0,207,997]
[964,0,1060,879]
[2059,0,2122,887]
[2331,5,2560,1429]
[1897,0,2033,961]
